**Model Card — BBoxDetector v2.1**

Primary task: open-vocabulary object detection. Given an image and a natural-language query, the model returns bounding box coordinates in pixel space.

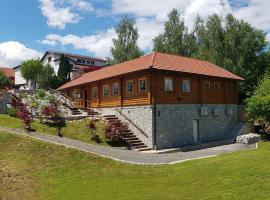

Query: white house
[14,51,107,89]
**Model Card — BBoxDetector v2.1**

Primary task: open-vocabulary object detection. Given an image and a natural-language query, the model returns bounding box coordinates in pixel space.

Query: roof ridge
[149,51,157,68]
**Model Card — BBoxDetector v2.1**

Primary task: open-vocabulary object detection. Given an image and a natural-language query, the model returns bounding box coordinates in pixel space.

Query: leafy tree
[0,71,10,89]
[111,16,143,64]
[20,59,43,87]
[58,55,72,85]
[193,14,268,101]
[153,9,197,56]
[246,73,270,133]
[38,64,55,89]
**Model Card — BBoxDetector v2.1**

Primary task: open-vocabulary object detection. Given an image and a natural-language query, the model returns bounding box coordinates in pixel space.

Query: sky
[0,0,270,68]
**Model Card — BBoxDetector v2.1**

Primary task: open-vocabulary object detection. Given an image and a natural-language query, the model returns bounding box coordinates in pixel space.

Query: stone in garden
[236,133,262,144]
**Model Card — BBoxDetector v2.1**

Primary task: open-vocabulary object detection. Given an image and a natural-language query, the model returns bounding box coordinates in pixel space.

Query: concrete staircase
[103,115,151,151]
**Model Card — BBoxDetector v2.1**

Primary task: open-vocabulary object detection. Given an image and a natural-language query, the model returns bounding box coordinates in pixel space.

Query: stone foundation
[95,104,240,150]
[155,104,239,149]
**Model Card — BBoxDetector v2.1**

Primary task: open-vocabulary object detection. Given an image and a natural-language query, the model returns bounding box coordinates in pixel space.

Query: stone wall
[0,92,9,114]
[96,105,153,148]
[155,104,239,149]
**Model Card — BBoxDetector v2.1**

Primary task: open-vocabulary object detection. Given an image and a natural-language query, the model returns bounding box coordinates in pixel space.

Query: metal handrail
[114,107,148,138]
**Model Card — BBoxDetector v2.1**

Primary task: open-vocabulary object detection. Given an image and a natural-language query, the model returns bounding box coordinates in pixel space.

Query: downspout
[150,52,157,150]
[152,69,157,150]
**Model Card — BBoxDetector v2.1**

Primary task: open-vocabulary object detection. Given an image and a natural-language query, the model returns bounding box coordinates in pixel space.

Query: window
[82,60,85,64]
[214,82,221,89]
[103,85,109,96]
[92,87,97,99]
[48,57,52,62]
[126,80,133,93]
[204,81,211,89]
[164,78,173,92]
[87,60,91,64]
[91,61,95,65]
[112,83,119,96]
[77,59,81,63]
[139,78,146,92]
[182,79,190,93]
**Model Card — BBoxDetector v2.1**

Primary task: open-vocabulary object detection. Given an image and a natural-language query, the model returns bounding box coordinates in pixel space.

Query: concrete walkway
[0,126,256,165]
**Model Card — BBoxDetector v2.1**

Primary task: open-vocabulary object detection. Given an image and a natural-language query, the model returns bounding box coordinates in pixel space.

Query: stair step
[136,147,152,152]
[133,145,148,149]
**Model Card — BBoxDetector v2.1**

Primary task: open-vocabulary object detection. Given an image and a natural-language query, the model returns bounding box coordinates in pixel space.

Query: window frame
[48,57,52,62]
[138,78,147,92]
[164,78,173,92]
[126,80,133,93]
[103,84,109,97]
[182,79,191,93]
[213,82,221,89]
[203,80,211,89]
[92,87,98,99]
[112,82,120,96]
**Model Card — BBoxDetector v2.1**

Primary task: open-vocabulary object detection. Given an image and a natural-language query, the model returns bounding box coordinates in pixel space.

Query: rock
[236,133,262,144]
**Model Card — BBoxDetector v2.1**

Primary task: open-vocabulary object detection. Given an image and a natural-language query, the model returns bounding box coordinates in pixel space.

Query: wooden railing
[114,107,148,138]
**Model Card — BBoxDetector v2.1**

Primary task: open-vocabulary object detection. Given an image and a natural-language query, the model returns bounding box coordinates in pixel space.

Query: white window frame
[204,81,211,89]
[103,85,109,96]
[92,87,98,99]
[164,78,173,92]
[139,78,147,92]
[112,83,119,96]
[182,79,190,93]
[126,80,133,93]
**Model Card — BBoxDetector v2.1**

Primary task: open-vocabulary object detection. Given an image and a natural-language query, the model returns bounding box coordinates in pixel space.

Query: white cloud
[39,0,270,57]
[0,41,42,67]
[39,0,93,29]
[40,29,116,58]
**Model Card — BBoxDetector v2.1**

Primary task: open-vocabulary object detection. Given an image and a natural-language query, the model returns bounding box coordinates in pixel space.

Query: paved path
[0,126,256,165]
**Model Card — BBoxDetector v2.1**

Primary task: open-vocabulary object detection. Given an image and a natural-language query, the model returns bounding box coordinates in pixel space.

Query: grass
[1,131,270,200]
[0,114,107,146]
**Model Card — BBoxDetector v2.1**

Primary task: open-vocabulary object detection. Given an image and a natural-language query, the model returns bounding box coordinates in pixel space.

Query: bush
[7,107,17,117]
[36,89,46,99]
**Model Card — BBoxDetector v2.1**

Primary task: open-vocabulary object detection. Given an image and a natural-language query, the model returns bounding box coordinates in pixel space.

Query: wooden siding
[65,69,239,108]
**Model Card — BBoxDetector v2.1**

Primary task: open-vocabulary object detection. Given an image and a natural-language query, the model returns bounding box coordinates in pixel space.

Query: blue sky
[0,0,269,67]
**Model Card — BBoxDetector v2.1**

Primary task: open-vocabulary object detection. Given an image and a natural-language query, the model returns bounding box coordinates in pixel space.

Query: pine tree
[58,55,72,85]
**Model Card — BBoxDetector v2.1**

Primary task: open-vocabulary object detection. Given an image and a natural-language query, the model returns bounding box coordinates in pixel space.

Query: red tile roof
[0,67,15,78]
[58,52,243,90]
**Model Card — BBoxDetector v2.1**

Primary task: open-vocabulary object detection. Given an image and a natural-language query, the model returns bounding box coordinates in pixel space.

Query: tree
[193,14,268,101]
[246,73,270,133]
[153,9,197,56]
[0,71,10,89]
[111,16,143,64]
[58,55,72,85]
[20,59,43,88]
[38,64,55,89]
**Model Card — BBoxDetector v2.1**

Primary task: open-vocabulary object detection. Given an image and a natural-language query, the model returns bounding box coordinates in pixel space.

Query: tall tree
[194,14,268,100]
[111,16,143,64]
[0,71,10,89]
[20,59,43,88]
[58,55,72,85]
[38,64,55,89]
[153,9,196,56]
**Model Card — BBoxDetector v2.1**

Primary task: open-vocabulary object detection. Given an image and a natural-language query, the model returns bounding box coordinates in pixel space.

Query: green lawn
[1,131,270,200]
[0,114,107,146]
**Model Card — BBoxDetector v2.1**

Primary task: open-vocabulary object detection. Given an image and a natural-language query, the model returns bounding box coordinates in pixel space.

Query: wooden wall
[64,70,239,108]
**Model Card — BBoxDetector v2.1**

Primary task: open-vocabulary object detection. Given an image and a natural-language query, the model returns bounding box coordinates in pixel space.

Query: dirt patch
[0,169,36,199]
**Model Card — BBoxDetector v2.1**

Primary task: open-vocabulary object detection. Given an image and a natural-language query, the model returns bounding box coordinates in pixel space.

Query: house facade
[14,51,107,89]
[58,52,243,150]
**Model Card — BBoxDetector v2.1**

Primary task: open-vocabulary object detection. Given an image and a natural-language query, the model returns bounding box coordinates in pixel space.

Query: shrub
[36,89,46,99]
[88,120,101,143]
[16,106,32,131]
[7,107,17,117]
